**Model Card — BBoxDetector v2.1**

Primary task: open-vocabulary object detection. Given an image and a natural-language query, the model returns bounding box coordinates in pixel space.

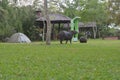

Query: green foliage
[0,1,13,40]
[0,0,36,41]
[107,28,118,36]
[20,6,36,40]
[80,0,108,24]
[99,25,110,37]
[107,0,120,25]
[55,0,108,24]
[0,40,120,79]
[58,0,82,18]
[78,32,85,39]
[99,26,118,37]
[116,30,120,39]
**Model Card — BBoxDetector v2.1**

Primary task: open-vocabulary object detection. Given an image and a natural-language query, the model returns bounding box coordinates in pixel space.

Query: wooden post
[52,24,55,40]
[58,23,61,32]
[67,23,70,31]
[42,20,46,42]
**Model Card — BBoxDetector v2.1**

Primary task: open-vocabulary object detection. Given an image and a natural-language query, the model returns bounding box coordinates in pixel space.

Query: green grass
[0,40,120,80]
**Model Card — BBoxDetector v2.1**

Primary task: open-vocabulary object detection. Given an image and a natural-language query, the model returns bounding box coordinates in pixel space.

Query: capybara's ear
[71,30,77,34]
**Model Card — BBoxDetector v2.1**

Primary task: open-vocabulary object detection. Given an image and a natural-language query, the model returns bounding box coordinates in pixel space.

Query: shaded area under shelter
[63,22,97,39]
[79,22,97,39]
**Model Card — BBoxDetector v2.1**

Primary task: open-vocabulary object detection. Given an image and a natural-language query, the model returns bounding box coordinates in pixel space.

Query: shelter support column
[67,23,70,31]
[58,23,61,32]
[51,24,54,40]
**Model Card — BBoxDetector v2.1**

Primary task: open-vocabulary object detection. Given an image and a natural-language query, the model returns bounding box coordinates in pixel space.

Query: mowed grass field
[0,40,120,80]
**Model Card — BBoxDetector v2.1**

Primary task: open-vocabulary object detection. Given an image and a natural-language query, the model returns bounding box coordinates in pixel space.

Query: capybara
[58,30,77,44]
[79,36,87,43]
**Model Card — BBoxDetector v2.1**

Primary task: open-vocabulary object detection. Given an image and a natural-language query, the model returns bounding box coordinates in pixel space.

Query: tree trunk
[93,27,97,39]
[44,0,51,45]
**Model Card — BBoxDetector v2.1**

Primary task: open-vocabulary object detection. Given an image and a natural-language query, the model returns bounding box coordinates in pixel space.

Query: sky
[17,0,34,6]
[18,0,44,5]
[8,0,36,6]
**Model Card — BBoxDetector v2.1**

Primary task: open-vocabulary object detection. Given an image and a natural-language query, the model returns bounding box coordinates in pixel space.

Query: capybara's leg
[70,39,72,44]
[66,40,68,44]
[60,40,62,44]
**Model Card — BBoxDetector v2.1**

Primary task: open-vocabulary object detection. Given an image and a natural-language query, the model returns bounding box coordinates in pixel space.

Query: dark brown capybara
[79,36,87,43]
[58,30,77,44]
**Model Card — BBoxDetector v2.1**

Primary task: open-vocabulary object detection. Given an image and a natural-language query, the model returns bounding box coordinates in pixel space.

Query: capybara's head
[70,30,77,35]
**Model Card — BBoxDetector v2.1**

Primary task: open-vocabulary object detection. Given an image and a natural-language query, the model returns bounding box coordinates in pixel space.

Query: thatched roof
[79,22,84,27]
[84,22,96,27]
[36,13,71,23]
[63,22,96,29]
[79,22,96,28]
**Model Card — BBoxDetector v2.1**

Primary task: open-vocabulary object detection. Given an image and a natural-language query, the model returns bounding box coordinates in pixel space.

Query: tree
[44,0,51,45]
[47,0,61,13]
[0,0,36,41]
[32,0,43,10]
[58,0,81,18]
[107,0,120,26]
[58,0,109,38]
[0,0,14,40]
[54,0,108,24]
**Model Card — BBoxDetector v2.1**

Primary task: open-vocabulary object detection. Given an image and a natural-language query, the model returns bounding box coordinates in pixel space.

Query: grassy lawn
[0,39,120,80]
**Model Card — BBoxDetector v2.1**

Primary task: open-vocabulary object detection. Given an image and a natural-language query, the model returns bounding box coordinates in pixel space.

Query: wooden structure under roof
[35,10,71,40]
[63,22,97,38]
[35,10,97,39]
[79,22,97,39]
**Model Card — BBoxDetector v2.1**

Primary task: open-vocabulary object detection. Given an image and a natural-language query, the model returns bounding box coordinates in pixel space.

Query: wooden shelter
[36,13,71,28]
[79,22,97,39]
[35,10,71,40]
[35,10,97,39]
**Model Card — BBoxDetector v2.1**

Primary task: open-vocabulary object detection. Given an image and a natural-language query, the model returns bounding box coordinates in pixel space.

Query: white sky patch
[8,0,36,6]
[17,0,34,6]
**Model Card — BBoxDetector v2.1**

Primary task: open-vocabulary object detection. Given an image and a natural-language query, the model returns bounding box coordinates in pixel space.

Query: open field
[0,40,120,80]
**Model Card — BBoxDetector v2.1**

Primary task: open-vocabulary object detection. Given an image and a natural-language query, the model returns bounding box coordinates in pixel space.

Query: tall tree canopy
[48,0,108,25]
[107,0,120,26]
[0,0,35,40]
